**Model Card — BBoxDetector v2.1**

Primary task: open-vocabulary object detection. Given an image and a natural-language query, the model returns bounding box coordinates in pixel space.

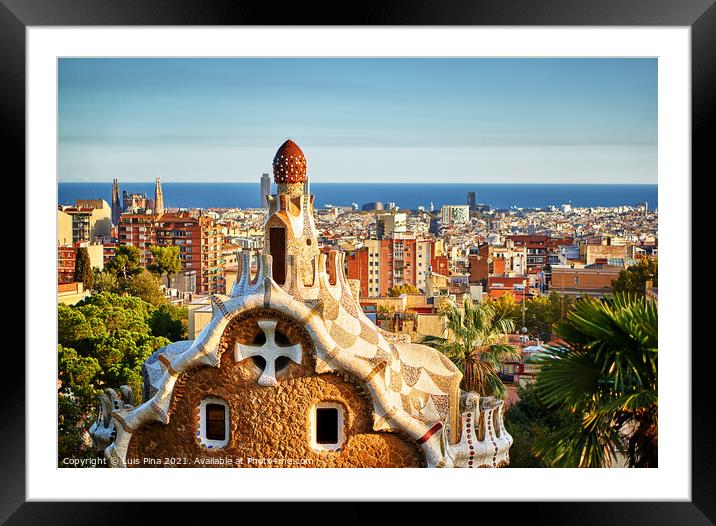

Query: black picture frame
[6,1,707,523]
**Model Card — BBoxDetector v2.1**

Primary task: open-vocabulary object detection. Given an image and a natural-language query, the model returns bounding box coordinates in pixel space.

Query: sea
[58,183,657,211]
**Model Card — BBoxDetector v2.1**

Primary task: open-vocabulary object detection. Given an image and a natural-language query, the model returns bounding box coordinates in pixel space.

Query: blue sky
[58,58,657,184]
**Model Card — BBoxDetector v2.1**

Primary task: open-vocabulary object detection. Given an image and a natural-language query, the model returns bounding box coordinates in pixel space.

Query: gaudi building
[90,140,513,468]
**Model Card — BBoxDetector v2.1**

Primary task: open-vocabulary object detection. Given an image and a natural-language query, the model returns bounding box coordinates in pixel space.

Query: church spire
[154,177,164,215]
[111,178,121,225]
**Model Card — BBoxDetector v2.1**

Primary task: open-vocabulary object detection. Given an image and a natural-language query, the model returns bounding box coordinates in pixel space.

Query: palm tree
[534,293,657,468]
[421,298,520,399]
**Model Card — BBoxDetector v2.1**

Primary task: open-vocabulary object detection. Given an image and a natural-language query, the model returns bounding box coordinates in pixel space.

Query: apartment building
[550,264,622,297]
[346,235,436,297]
[507,235,549,274]
[118,212,225,294]
[58,199,112,244]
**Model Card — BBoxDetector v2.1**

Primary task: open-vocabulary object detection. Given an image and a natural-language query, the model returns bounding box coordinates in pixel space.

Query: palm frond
[423,298,516,398]
[534,292,658,467]
[536,413,625,468]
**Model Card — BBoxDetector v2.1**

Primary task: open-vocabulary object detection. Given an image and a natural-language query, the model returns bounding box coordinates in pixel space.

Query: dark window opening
[251,354,290,372]
[274,331,290,345]
[270,227,286,285]
[275,356,290,371]
[316,407,339,444]
[205,403,226,441]
[251,356,266,370]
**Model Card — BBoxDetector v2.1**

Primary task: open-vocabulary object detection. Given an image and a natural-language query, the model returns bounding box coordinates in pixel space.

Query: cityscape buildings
[58,174,657,306]
[55,57,661,476]
[90,140,513,469]
[58,153,657,473]
[57,199,112,245]
[118,211,225,294]
[123,190,153,214]
[375,211,407,239]
[441,204,470,226]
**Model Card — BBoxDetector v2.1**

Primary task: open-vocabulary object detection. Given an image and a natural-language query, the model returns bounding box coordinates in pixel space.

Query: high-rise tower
[467,191,476,211]
[111,178,122,224]
[260,173,271,208]
[154,177,164,215]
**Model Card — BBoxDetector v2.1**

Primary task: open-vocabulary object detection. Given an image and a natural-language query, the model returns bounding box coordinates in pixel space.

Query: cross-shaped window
[235,319,302,386]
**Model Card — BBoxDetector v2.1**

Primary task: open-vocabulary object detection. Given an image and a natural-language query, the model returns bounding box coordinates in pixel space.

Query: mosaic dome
[272,140,307,184]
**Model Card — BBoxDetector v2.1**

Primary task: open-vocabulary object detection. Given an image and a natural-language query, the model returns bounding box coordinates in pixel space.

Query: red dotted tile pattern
[273,140,308,184]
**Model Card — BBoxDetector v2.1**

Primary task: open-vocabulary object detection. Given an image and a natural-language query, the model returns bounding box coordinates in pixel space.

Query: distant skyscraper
[154,177,165,215]
[260,173,271,208]
[467,192,477,211]
[111,178,121,224]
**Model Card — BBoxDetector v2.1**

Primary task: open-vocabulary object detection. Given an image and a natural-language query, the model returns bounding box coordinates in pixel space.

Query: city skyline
[57,138,660,473]
[59,58,657,184]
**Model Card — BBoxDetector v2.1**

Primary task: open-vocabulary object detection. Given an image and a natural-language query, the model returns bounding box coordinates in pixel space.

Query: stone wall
[126,308,425,468]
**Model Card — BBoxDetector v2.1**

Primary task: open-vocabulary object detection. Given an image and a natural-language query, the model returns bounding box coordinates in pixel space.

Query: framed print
[5,0,710,523]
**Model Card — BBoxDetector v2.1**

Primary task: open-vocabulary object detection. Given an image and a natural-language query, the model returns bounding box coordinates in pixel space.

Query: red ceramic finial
[272,140,307,184]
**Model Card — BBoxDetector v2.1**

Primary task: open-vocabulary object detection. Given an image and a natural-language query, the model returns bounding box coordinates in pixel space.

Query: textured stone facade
[126,308,424,467]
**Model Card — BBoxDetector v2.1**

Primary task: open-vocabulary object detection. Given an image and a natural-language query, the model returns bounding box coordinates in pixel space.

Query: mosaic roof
[273,139,307,184]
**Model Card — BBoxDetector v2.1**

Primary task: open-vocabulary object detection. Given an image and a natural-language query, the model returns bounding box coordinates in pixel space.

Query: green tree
[106,244,143,279]
[58,344,101,400]
[92,329,163,398]
[534,293,658,468]
[485,293,521,323]
[57,344,103,464]
[148,245,182,287]
[91,268,119,294]
[62,293,155,345]
[58,303,97,347]
[387,283,420,297]
[149,303,188,341]
[57,292,174,464]
[612,257,657,297]
[421,299,521,399]
[505,383,575,467]
[73,247,94,290]
[485,292,574,341]
[522,295,552,339]
[523,292,574,340]
[546,290,574,325]
[122,270,167,306]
